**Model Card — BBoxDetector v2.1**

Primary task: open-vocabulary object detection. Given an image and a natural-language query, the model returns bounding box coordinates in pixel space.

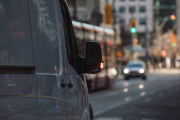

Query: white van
[0,0,102,120]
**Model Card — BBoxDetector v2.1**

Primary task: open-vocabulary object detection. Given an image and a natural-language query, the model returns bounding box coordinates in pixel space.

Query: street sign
[104,5,112,24]
[116,52,123,57]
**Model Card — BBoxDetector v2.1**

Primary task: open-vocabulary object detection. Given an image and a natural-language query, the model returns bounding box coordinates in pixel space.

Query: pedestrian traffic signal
[130,20,136,33]
[170,33,177,47]
[172,42,176,47]
[161,50,166,57]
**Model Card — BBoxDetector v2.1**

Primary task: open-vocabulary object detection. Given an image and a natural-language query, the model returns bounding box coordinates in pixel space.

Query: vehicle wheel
[89,104,93,120]
[142,76,147,80]
[124,76,129,80]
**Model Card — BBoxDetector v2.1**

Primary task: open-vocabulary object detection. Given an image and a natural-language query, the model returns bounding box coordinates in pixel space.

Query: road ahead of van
[90,71,180,120]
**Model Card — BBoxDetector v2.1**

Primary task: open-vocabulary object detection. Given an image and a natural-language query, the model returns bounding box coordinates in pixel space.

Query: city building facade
[154,0,176,32]
[66,0,103,26]
[114,0,153,46]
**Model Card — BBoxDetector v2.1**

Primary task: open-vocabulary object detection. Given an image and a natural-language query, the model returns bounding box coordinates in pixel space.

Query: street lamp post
[157,15,176,66]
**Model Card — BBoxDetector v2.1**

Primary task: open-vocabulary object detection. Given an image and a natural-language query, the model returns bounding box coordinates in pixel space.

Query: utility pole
[146,16,150,72]
[112,0,119,75]
[73,0,77,20]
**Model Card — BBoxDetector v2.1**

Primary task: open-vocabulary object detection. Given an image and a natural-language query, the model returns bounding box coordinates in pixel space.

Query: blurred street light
[170,15,176,20]
[131,27,137,34]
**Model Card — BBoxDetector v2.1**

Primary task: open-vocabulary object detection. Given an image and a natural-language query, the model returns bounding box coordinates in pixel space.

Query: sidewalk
[149,68,180,74]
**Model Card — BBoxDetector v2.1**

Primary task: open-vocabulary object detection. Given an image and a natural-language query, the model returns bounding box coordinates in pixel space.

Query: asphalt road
[89,73,180,120]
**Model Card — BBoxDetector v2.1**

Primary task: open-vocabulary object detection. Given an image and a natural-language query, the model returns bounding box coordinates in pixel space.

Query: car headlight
[124,69,130,74]
[138,69,144,73]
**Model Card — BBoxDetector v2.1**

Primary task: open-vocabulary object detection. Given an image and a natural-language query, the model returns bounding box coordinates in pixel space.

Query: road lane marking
[91,75,180,117]
[123,88,128,92]
[141,92,146,96]
[144,97,151,102]
[125,97,131,101]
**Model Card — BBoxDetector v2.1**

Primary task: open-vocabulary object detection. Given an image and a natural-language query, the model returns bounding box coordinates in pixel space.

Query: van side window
[60,3,79,72]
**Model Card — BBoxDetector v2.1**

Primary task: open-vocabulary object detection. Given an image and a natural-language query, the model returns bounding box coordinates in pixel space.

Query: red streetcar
[72,21,117,91]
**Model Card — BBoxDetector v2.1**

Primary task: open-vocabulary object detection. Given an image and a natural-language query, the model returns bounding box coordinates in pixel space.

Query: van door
[27,0,67,119]
[59,1,90,120]
[0,0,37,120]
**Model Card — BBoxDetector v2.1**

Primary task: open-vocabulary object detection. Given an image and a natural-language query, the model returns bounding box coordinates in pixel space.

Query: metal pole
[73,0,77,20]
[104,30,108,86]
[112,0,119,75]
[146,17,150,72]
[131,33,136,60]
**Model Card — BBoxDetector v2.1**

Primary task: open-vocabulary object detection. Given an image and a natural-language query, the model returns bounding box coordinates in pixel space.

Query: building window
[139,18,146,25]
[120,19,125,23]
[139,6,146,13]
[120,0,125,1]
[77,0,87,7]
[119,7,126,13]
[130,0,135,1]
[129,6,136,13]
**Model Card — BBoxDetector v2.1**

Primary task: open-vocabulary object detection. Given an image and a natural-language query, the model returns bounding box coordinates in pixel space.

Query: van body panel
[0,0,34,66]
[0,0,91,119]
[0,74,38,120]
[66,65,83,120]
[0,0,37,119]
[27,0,67,119]
[27,0,62,74]
[36,74,66,120]
[58,0,90,119]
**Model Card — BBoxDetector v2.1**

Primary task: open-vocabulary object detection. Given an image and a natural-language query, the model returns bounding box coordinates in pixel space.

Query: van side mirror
[85,41,103,74]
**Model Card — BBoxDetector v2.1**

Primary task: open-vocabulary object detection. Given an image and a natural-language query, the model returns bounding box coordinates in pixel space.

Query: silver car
[123,61,147,80]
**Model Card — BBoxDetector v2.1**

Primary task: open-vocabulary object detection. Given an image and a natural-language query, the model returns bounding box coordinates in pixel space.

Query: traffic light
[170,33,177,47]
[130,20,136,33]
[172,42,176,47]
[105,5,112,24]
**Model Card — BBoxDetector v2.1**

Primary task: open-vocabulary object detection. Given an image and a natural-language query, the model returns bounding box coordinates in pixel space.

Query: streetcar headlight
[138,69,144,73]
[124,69,130,74]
